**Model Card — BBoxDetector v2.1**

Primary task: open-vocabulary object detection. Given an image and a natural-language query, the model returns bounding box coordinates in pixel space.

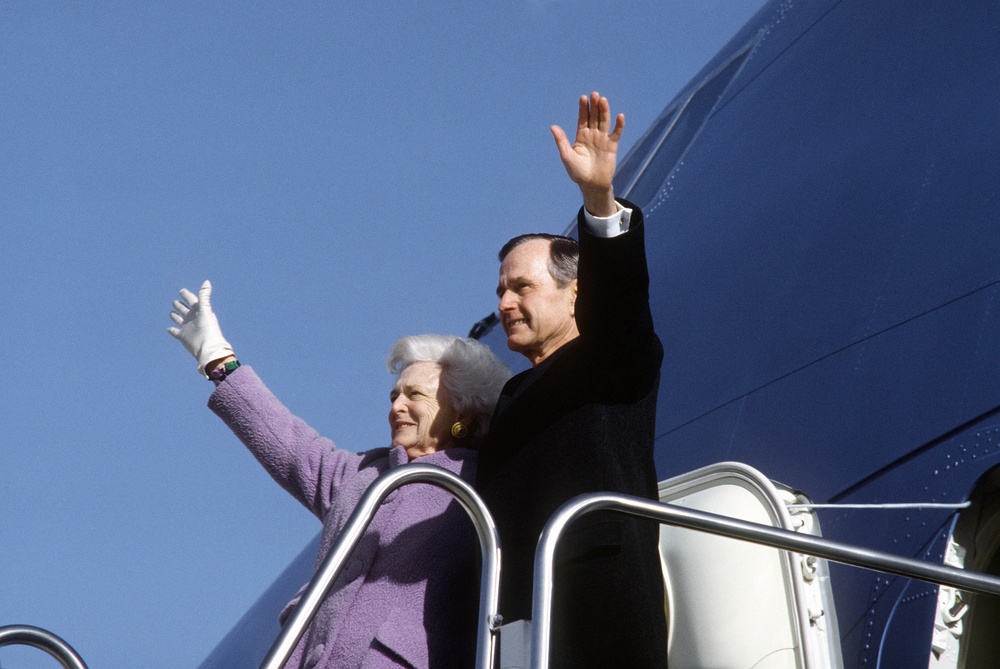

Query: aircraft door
[658,462,843,669]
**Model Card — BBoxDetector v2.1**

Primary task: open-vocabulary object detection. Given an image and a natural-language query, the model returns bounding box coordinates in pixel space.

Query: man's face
[496,239,579,366]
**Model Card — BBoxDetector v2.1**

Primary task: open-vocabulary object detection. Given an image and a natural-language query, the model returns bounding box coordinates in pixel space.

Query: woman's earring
[451,422,468,439]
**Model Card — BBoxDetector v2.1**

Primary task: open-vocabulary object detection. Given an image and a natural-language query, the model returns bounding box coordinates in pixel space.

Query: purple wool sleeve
[207,364,361,520]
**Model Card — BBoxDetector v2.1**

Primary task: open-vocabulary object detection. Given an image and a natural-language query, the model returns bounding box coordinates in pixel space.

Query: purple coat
[209,366,479,669]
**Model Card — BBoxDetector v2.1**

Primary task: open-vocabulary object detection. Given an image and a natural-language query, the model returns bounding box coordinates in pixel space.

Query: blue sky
[1,2,763,666]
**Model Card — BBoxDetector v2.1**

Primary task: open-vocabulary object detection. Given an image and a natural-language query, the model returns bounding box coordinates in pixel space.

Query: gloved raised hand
[168,280,235,377]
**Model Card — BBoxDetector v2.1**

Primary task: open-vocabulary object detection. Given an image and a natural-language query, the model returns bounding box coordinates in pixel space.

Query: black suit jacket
[477,200,668,668]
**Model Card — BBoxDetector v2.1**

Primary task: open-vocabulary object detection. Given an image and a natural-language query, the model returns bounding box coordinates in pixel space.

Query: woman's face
[389,361,461,460]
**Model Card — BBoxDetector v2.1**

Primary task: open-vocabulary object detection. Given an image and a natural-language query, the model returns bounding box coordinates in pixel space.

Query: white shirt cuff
[581,202,632,238]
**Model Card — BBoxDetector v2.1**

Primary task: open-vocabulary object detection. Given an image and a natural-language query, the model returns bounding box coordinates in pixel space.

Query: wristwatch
[208,359,241,382]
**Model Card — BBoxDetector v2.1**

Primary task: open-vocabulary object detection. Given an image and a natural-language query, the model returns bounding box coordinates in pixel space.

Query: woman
[168,281,511,669]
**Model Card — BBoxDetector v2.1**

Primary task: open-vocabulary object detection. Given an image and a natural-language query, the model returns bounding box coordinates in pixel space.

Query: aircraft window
[614,108,678,193]
[622,48,751,209]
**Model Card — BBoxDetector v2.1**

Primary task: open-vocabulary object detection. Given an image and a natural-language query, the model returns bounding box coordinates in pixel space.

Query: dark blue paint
[632,0,1000,665]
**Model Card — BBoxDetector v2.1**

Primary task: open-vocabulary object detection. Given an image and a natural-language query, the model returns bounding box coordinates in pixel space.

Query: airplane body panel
[631,5,1000,666]
[639,0,1000,493]
[655,285,1000,500]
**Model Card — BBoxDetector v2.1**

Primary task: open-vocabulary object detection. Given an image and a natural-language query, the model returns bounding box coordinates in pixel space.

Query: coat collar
[391,444,476,475]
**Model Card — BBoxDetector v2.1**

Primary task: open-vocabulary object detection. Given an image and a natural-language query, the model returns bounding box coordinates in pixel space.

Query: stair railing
[529,491,1000,669]
[258,463,502,669]
[0,625,89,669]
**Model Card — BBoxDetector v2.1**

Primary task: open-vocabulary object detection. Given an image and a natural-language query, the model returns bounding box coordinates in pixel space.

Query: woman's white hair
[387,334,512,440]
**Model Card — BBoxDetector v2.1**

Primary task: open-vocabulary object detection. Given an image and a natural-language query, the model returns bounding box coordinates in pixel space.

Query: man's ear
[568,278,579,316]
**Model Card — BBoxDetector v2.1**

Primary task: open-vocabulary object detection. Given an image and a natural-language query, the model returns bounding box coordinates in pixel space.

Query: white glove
[168,280,235,377]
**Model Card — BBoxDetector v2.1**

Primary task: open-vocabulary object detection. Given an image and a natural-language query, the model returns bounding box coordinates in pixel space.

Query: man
[477,92,668,668]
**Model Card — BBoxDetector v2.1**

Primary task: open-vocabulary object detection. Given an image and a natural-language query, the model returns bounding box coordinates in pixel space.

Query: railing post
[258,463,502,669]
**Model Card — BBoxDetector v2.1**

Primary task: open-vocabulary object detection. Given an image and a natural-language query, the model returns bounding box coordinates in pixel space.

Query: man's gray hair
[498,233,579,288]
[387,334,512,440]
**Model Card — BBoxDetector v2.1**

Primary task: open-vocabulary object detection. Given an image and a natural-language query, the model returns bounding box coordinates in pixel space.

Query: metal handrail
[0,625,89,669]
[259,463,502,669]
[529,492,1000,669]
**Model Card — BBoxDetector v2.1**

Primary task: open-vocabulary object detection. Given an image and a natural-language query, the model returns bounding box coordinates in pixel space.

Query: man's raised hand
[550,92,624,217]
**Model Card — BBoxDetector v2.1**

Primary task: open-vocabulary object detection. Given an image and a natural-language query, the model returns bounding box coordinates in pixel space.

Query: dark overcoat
[477,201,668,668]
